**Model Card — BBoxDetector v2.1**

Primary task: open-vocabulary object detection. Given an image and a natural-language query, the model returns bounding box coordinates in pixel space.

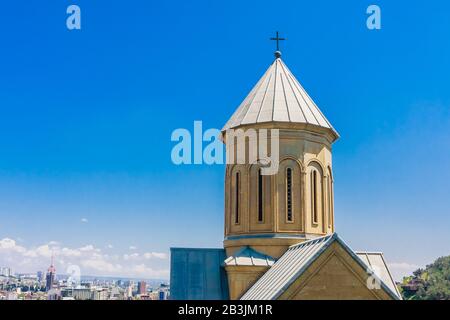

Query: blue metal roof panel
[170,248,229,300]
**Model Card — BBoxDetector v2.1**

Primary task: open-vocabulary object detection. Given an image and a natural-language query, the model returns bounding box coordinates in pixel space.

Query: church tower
[221,44,339,298]
[170,35,401,301]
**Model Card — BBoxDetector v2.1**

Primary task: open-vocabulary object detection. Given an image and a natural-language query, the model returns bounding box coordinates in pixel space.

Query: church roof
[223,246,276,267]
[222,57,339,141]
[240,233,401,300]
[356,251,401,298]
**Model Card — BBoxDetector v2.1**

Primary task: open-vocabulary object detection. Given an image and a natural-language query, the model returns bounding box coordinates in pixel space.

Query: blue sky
[0,1,449,280]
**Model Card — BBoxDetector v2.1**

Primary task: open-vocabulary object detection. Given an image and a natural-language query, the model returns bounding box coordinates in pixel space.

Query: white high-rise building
[0,267,12,277]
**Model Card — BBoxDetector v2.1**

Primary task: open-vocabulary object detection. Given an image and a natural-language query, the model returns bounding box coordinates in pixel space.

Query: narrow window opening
[258,169,263,222]
[286,168,293,222]
[312,170,318,224]
[327,178,331,228]
[327,169,333,228]
[235,172,240,224]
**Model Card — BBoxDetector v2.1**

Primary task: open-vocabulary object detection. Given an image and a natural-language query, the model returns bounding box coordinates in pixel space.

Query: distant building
[61,287,107,300]
[45,257,56,291]
[6,292,18,300]
[137,281,146,295]
[125,285,133,299]
[71,288,91,300]
[109,287,122,300]
[158,290,167,300]
[0,267,12,277]
[37,271,43,282]
[92,289,108,300]
[47,288,61,300]
[401,278,422,297]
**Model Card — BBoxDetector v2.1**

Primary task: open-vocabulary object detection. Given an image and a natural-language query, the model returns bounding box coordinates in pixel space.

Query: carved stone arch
[246,157,278,177]
[326,165,334,231]
[226,163,238,177]
[305,159,326,174]
[246,157,265,172]
[280,155,305,173]
[306,159,325,233]
[248,161,272,232]
[277,157,303,232]
[327,165,334,181]
[228,164,247,233]
[279,157,302,171]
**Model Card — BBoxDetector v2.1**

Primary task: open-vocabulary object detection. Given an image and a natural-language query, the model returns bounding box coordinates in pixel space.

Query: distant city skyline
[0,265,169,300]
[1,1,450,282]
[0,238,169,279]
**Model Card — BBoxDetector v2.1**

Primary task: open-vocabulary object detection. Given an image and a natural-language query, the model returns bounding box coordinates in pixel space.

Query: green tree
[401,256,450,300]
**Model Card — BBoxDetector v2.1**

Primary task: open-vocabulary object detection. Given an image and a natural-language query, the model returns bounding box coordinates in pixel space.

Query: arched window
[258,169,264,222]
[311,169,318,224]
[286,168,293,222]
[327,168,333,228]
[235,172,240,224]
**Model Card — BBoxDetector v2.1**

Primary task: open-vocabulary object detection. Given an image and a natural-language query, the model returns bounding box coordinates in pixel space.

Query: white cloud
[107,244,113,249]
[143,252,168,260]
[0,237,169,279]
[61,247,82,257]
[388,262,421,281]
[0,238,19,250]
[388,262,420,270]
[81,259,122,273]
[22,250,38,258]
[123,253,140,261]
[79,245,100,252]
[35,244,53,258]
[131,264,169,278]
[81,218,88,223]
[0,238,27,254]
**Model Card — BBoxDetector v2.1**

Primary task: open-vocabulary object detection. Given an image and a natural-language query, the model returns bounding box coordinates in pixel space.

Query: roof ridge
[288,233,336,249]
[278,60,311,124]
[224,61,274,130]
[255,71,274,123]
[270,58,278,122]
[279,72,291,122]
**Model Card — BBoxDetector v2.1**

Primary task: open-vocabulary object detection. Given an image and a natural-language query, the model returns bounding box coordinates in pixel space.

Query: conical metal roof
[222,57,339,140]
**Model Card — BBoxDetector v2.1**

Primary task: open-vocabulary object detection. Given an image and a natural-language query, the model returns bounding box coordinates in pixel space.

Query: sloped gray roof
[356,251,401,299]
[222,58,338,140]
[224,246,276,267]
[240,233,401,300]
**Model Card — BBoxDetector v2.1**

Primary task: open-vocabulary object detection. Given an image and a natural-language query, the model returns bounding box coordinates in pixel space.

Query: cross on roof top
[270,31,286,58]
